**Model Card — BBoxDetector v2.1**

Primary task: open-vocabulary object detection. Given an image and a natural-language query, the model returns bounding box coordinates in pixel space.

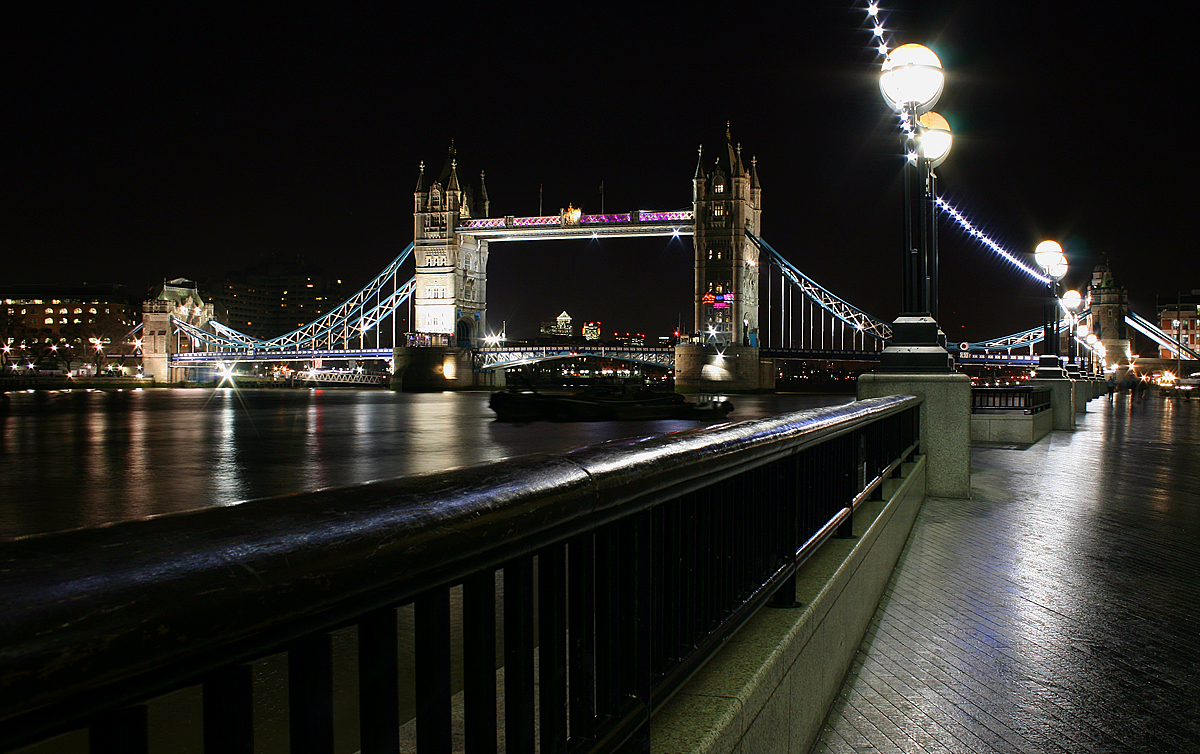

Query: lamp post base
[1034,354,1067,379]
[878,316,954,373]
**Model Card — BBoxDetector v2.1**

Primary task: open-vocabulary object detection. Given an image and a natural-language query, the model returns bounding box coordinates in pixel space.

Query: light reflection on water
[0,388,852,539]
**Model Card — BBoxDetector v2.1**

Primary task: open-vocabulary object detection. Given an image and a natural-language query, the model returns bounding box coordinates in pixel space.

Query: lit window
[44,318,53,325]
[715,184,724,193]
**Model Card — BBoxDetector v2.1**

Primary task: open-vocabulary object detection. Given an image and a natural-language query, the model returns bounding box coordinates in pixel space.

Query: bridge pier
[674,344,774,393]
[391,346,475,391]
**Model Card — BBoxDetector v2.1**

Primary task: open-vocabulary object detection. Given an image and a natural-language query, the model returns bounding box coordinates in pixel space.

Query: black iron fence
[0,395,920,754]
[971,386,1052,415]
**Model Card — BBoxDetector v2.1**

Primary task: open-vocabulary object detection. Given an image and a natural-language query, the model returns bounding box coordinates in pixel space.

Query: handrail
[971,385,1053,414]
[0,394,921,752]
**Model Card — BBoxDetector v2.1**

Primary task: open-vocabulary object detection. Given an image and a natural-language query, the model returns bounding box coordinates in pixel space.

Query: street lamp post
[878,44,953,372]
[1034,241,1068,377]
[1062,289,1082,376]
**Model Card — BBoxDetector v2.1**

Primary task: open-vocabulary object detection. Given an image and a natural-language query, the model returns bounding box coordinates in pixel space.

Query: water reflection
[0,388,852,539]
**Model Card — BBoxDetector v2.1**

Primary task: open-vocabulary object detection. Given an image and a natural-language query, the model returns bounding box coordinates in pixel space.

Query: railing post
[837,435,856,539]
[288,632,334,754]
[568,533,597,742]
[90,704,148,754]
[203,664,253,754]
[505,558,536,752]
[540,544,569,754]
[415,589,452,754]
[463,571,497,753]
[358,608,400,754]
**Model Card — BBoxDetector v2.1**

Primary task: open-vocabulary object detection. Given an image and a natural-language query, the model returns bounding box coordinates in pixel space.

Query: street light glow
[917,111,952,167]
[1061,289,1082,311]
[1034,240,1065,271]
[880,44,944,113]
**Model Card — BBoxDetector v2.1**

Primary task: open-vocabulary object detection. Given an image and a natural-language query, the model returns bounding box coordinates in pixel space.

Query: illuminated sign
[702,293,716,304]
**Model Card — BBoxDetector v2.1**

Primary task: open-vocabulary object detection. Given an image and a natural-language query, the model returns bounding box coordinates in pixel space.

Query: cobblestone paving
[812,394,1200,753]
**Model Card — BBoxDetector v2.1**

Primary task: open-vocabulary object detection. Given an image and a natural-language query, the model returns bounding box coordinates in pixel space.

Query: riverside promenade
[811,393,1200,753]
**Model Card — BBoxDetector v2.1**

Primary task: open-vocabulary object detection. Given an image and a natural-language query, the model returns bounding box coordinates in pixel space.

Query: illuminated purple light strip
[580,213,632,224]
[513,216,560,226]
[460,218,505,228]
[640,210,693,222]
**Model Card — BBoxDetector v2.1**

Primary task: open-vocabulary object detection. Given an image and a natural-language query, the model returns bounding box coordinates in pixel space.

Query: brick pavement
[811,393,1200,753]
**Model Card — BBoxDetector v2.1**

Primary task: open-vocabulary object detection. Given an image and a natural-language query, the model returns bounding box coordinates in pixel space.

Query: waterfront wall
[651,455,926,753]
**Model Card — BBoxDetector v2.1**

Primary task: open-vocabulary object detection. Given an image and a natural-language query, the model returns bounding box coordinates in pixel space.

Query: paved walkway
[812,392,1200,753]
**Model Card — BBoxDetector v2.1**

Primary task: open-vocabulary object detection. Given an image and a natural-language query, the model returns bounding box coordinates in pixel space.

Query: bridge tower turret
[691,128,761,346]
[412,144,489,347]
[1087,261,1132,374]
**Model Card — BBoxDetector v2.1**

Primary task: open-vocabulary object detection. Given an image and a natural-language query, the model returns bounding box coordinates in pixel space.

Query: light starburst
[863,1,1048,287]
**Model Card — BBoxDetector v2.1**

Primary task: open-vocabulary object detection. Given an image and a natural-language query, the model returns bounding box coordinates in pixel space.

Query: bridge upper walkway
[813,394,1200,753]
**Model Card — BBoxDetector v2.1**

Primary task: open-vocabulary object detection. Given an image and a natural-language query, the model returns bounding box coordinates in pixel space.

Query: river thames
[0,387,852,539]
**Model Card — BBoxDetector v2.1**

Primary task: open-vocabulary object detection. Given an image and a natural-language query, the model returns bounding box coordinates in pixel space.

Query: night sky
[8,3,1194,346]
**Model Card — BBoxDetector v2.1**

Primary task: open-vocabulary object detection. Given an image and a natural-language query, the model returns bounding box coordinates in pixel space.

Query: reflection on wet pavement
[813,394,1200,753]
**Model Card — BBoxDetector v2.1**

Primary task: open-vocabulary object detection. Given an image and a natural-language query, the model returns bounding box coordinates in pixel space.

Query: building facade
[1,284,138,371]
[541,311,573,337]
[1156,291,1200,359]
[208,255,344,340]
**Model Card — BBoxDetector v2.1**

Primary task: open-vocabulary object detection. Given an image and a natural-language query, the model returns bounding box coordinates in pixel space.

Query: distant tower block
[692,129,762,345]
[1087,261,1131,371]
[412,144,489,346]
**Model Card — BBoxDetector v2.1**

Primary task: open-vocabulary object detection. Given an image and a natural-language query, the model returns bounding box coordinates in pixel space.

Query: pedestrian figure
[1106,376,1115,398]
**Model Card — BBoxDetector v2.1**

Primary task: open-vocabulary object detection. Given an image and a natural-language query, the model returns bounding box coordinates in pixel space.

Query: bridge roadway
[811,393,1200,753]
[171,346,1048,370]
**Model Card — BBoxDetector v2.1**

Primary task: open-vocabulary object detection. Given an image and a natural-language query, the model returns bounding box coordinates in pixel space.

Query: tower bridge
[140,137,1192,388]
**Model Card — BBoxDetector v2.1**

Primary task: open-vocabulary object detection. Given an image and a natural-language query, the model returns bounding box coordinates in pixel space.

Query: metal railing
[971,386,1053,415]
[0,395,920,754]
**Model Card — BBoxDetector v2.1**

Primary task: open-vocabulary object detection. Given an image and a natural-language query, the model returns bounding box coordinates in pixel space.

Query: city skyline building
[208,254,344,340]
[540,311,573,337]
[1157,290,1200,361]
[1,284,139,370]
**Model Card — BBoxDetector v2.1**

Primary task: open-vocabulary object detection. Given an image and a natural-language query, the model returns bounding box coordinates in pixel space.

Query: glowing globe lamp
[917,111,952,167]
[1034,240,1065,272]
[880,44,944,113]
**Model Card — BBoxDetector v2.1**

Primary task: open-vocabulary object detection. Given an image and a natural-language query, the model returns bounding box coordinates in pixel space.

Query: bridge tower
[141,278,219,383]
[676,130,772,392]
[1087,261,1131,374]
[691,131,762,345]
[412,145,489,347]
